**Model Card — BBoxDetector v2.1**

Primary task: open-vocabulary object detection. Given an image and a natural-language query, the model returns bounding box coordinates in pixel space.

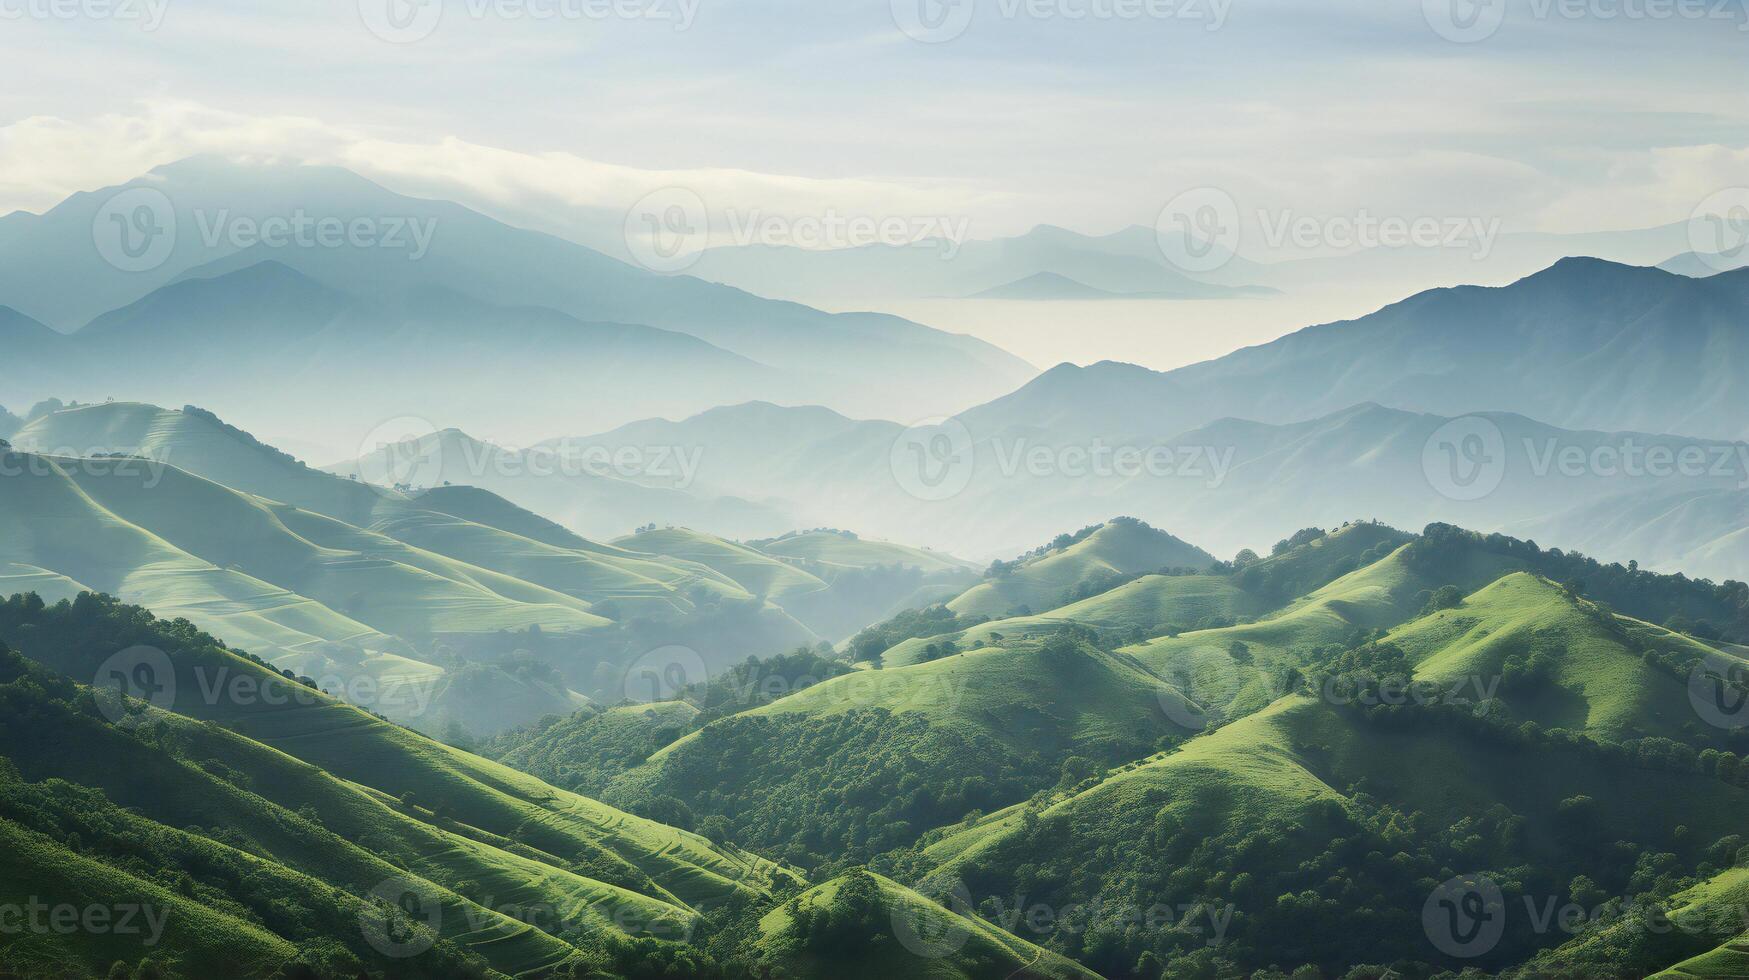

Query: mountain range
[0,156,1034,450]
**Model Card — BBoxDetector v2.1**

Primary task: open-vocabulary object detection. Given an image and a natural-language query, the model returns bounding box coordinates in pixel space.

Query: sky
[2,0,1747,367]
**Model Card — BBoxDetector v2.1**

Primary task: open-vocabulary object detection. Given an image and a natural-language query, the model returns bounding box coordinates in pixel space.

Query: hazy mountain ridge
[0,157,1036,446]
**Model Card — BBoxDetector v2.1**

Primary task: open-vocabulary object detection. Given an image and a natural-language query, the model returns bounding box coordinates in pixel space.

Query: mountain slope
[0,595,791,978]
[1,157,1035,436]
[947,518,1218,619]
[752,870,1099,980]
[605,636,1197,868]
[965,258,1749,442]
[922,693,1749,977]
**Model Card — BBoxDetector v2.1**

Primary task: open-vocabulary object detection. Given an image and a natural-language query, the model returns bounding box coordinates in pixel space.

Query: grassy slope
[60,456,610,635]
[947,520,1217,619]
[1121,540,1523,722]
[0,818,301,979]
[883,573,1263,667]
[0,600,786,916]
[1,695,599,977]
[1392,572,1710,742]
[925,694,1749,972]
[494,700,701,797]
[754,531,978,576]
[882,522,1410,667]
[754,872,1099,980]
[13,403,755,621]
[0,450,393,658]
[613,527,828,602]
[607,640,1196,863]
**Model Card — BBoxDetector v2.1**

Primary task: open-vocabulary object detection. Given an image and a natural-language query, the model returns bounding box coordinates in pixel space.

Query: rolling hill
[751,870,1100,980]
[0,593,789,979]
[944,518,1218,620]
[2,404,840,733]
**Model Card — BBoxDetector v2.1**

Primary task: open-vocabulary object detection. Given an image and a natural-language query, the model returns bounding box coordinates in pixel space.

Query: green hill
[3,405,837,731]
[0,596,800,978]
[491,700,700,797]
[922,693,1749,977]
[613,527,830,603]
[876,522,1410,667]
[947,518,1217,620]
[1120,534,1526,726]
[752,869,1099,980]
[604,637,1195,868]
[1390,572,1721,744]
[0,594,788,919]
[752,530,978,577]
